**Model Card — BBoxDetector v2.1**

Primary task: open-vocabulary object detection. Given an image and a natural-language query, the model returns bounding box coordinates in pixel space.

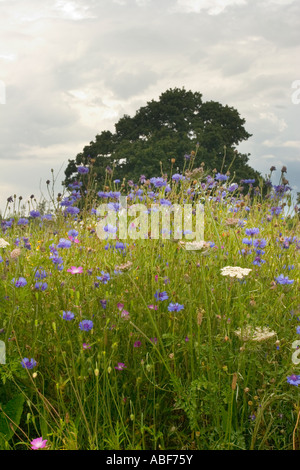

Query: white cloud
[0,0,300,213]
[174,0,247,15]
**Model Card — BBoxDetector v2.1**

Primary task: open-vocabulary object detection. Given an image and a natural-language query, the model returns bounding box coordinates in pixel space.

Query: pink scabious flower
[115,362,127,371]
[30,437,47,450]
[67,266,83,274]
[83,343,91,350]
[68,236,80,243]
[148,304,158,310]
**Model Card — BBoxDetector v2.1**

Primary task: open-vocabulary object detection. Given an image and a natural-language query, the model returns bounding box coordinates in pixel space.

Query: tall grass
[0,160,299,450]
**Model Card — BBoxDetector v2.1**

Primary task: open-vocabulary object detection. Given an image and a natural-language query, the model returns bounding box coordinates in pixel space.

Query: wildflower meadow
[0,158,299,451]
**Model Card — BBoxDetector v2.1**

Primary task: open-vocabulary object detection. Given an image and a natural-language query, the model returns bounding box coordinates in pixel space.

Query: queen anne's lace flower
[221,266,252,279]
[0,238,10,248]
[234,325,276,342]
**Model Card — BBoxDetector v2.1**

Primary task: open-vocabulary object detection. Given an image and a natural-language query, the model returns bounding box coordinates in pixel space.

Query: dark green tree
[63,87,262,189]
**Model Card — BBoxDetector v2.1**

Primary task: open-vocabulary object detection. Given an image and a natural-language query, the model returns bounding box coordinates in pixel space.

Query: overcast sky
[0,0,299,214]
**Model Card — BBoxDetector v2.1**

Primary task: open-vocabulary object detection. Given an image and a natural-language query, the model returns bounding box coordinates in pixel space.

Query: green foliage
[63,87,261,189]
[0,394,25,449]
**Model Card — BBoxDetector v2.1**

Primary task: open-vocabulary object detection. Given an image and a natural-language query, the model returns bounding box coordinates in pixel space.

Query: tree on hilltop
[63,87,262,188]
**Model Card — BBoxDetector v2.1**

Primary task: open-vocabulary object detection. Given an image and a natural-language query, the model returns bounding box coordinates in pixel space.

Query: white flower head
[0,238,10,248]
[234,326,276,342]
[221,266,252,279]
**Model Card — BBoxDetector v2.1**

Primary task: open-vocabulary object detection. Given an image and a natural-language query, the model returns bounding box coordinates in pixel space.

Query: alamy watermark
[0,340,5,364]
[291,80,300,104]
[0,80,6,104]
[95,196,205,247]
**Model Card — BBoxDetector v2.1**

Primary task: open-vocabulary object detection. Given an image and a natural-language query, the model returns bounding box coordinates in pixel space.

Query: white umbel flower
[234,325,276,342]
[0,238,10,248]
[179,240,210,252]
[221,266,252,279]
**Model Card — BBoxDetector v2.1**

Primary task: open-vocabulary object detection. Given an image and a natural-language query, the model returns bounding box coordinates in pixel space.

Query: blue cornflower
[245,228,260,237]
[68,229,79,238]
[242,179,255,184]
[21,358,37,369]
[68,181,82,190]
[65,206,80,215]
[150,177,167,188]
[275,274,294,285]
[242,238,253,246]
[287,374,300,386]
[253,239,267,249]
[172,173,185,182]
[79,320,93,331]
[34,268,47,279]
[41,214,53,221]
[57,238,72,249]
[104,224,117,234]
[227,183,239,192]
[215,173,228,181]
[12,277,27,287]
[62,311,75,321]
[107,202,120,212]
[29,210,40,218]
[77,166,89,174]
[97,272,110,284]
[168,302,184,312]
[17,218,28,225]
[154,291,169,301]
[160,199,172,206]
[50,255,63,265]
[34,282,48,291]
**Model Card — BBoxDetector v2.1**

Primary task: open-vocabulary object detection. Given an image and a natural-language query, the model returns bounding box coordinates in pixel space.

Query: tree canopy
[63,87,262,189]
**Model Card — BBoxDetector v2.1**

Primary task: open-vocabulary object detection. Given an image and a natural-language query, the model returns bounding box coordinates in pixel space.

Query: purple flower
[34,282,48,291]
[29,210,41,218]
[68,229,79,238]
[134,341,142,348]
[215,173,228,181]
[77,166,89,174]
[104,224,117,234]
[275,275,294,285]
[160,198,172,206]
[168,302,184,312]
[154,290,169,301]
[97,272,110,284]
[57,238,72,249]
[34,268,47,279]
[79,320,93,331]
[17,218,29,225]
[245,228,260,237]
[242,179,255,184]
[172,173,184,182]
[115,362,127,371]
[150,177,167,188]
[12,277,27,288]
[30,437,47,450]
[287,374,300,386]
[21,358,37,369]
[62,311,75,321]
[65,206,80,215]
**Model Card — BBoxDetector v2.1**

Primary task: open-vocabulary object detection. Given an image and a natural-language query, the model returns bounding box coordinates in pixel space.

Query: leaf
[0,394,25,442]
